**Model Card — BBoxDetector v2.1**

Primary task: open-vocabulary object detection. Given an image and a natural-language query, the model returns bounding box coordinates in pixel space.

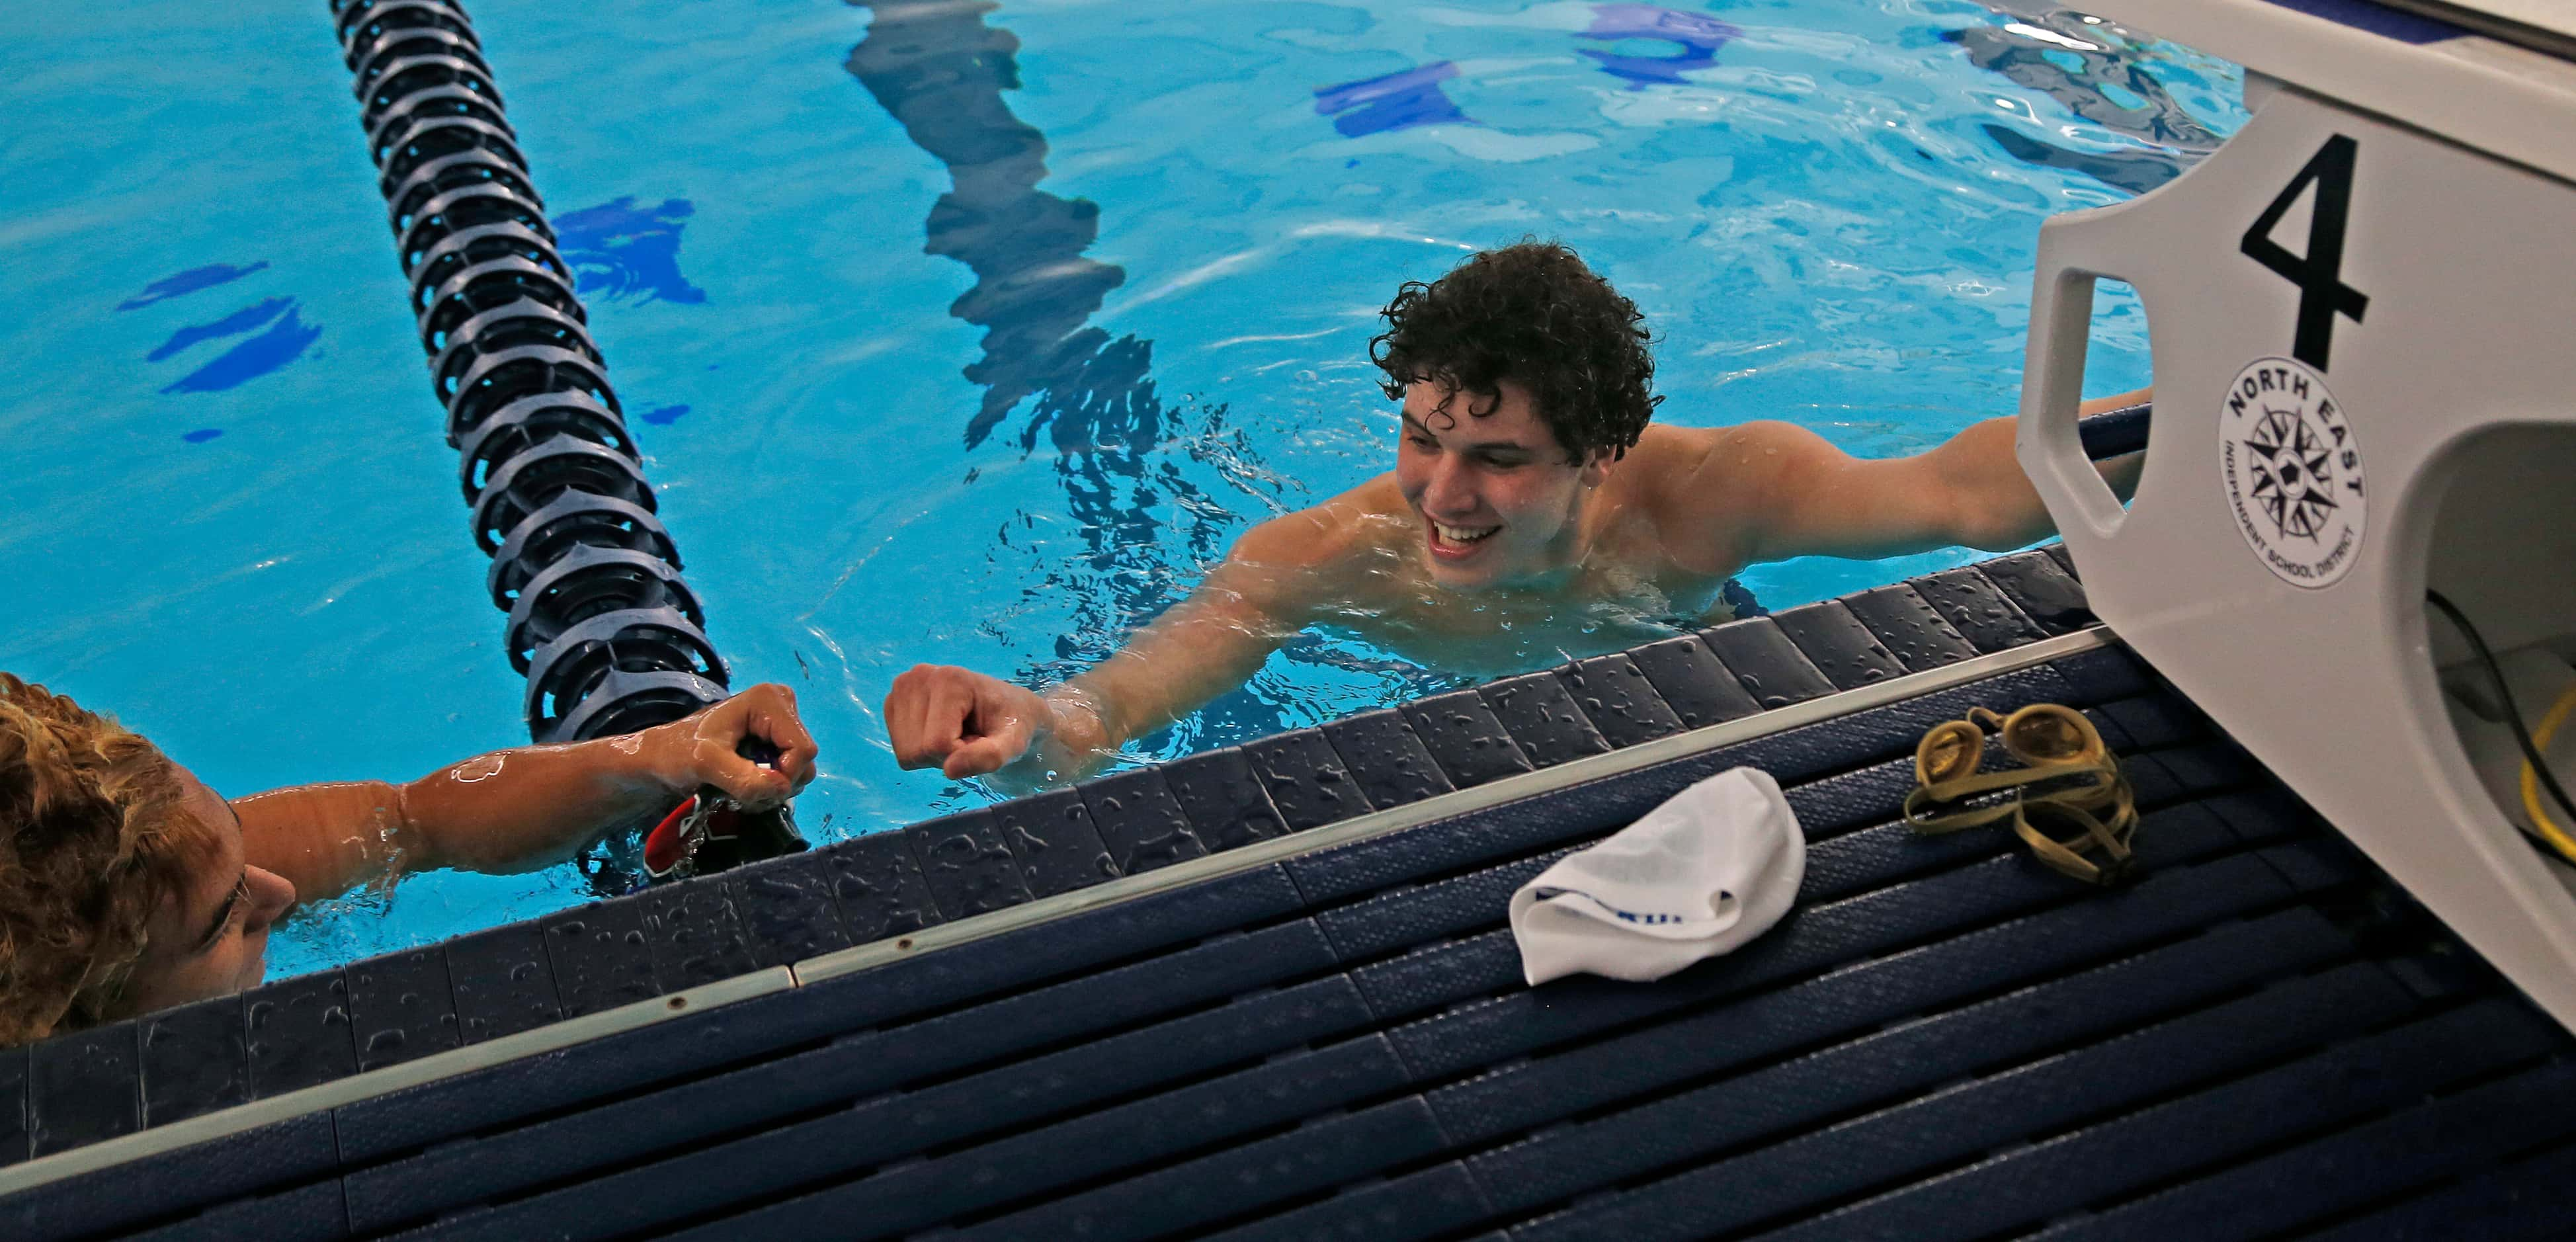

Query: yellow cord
[2516,681,2576,866]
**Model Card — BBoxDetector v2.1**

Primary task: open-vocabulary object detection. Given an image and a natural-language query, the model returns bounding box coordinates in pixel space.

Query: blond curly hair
[0,675,218,1046]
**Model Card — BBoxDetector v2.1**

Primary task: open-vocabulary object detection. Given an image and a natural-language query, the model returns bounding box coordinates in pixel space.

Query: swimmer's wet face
[1398,378,1610,588]
[120,770,298,1015]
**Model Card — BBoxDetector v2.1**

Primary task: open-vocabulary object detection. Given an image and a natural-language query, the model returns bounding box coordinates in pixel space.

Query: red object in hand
[645,794,703,878]
[644,736,798,883]
[645,792,755,880]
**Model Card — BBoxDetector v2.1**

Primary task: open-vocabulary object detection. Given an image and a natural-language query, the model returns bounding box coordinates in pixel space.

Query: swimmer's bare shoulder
[1216,473,1417,614]
[1616,421,1804,577]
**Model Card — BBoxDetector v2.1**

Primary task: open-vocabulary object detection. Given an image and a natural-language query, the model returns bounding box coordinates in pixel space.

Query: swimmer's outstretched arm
[1679,388,2150,563]
[233,684,817,906]
[887,508,1344,784]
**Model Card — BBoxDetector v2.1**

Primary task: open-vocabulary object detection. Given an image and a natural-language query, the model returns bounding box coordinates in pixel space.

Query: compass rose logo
[2219,357,2364,589]
[2243,405,2339,540]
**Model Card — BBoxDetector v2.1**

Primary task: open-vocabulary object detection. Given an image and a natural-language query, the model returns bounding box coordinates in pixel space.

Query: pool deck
[7,548,2575,1239]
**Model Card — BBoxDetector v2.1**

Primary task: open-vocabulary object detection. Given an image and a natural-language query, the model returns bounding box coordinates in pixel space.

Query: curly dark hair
[1369,239,1660,461]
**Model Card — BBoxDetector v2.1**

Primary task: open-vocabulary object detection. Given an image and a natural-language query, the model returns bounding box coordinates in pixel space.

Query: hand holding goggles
[642,737,807,882]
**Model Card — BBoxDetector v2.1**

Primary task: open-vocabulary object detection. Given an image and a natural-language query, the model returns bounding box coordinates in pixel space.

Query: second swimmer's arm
[237,685,818,905]
[1035,553,1305,775]
[888,509,1337,783]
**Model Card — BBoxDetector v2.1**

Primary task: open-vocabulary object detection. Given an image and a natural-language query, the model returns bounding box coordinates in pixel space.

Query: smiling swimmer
[886,240,2144,786]
[0,679,815,1046]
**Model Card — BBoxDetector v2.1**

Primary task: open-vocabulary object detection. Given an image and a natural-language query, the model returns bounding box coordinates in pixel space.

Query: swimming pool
[0,0,2240,975]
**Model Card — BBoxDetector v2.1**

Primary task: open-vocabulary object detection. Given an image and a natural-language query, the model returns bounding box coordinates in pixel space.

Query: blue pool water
[0,0,2241,975]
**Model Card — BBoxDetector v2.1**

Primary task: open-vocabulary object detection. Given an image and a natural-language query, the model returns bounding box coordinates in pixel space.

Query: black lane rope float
[327,0,801,886]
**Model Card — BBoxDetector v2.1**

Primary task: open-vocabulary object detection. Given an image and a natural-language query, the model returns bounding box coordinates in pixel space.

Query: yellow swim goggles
[1903,704,2138,886]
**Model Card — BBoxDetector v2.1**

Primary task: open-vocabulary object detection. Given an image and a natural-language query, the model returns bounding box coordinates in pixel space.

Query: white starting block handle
[2015,199,2159,552]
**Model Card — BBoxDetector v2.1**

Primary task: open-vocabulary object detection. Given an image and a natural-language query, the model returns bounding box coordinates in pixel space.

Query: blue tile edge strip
[0,546,2097,1182]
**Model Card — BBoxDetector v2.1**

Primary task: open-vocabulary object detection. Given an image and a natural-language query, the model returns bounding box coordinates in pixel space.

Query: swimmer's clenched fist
[886,665,1053,779]
[658,682,820,811]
